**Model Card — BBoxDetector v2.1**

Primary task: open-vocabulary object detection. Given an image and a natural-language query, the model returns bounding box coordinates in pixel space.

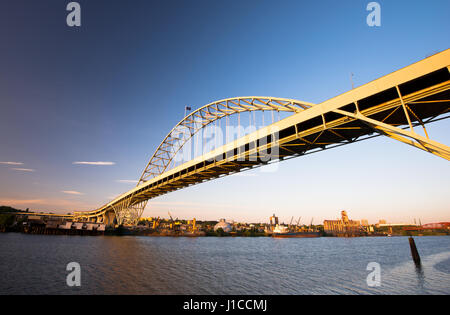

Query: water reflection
[414,264,425,292]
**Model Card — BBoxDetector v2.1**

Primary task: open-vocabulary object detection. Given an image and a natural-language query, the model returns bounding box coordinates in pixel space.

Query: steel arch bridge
[74,49,450,226]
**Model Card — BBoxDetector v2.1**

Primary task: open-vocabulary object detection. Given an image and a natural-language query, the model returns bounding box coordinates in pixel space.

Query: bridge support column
[103,211,116,227]
[111,199,147,226]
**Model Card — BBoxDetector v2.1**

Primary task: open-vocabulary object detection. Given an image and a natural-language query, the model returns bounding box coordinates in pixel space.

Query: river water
[0,233,449,295]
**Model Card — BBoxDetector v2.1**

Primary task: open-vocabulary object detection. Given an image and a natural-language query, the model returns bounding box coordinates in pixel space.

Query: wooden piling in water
[408,236,421,266]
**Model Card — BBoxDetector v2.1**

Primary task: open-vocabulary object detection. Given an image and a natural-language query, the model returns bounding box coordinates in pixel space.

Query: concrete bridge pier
[103,211,116,227]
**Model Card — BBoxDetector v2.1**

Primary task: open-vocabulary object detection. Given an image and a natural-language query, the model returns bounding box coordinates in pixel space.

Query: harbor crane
[168,211,174,229]
[289,216,294,231]
[168,211,181,231]
[296,216,301,231]
[152,216,161,229]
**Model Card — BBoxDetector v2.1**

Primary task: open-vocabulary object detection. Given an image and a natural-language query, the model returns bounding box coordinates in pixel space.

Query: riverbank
[2,225,448,238]
[1,212,448,237]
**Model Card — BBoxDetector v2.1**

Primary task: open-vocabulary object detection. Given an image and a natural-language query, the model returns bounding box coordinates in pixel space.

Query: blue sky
[0,0,449,224]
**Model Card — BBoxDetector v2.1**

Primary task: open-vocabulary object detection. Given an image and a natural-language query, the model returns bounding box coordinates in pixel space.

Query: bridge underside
[74,51,450,226]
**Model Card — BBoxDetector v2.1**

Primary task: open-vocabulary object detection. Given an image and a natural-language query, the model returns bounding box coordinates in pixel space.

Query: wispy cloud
[61,190,84,195]
[0,198,95,212]
[116,179,138,184]
[73,161,115,166]
[11,168,35,172]
[0,199,45,205]
[0,161,24,165]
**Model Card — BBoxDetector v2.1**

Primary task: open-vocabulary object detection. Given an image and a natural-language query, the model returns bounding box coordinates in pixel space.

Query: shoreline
[1,228,447,238]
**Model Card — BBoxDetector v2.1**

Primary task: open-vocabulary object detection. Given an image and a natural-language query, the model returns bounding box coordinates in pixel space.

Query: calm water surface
[0,233,449,294]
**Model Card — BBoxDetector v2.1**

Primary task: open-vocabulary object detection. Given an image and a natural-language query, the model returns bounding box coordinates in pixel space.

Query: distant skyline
[1,0,449,224]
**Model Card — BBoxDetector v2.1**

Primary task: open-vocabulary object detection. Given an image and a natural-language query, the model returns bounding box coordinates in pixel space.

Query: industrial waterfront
[0,233,449,295]
[1,206,448,238]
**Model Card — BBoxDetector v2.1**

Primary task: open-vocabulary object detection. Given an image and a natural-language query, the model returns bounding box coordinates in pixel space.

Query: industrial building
[214,219,232,233]
[323,211,362,236]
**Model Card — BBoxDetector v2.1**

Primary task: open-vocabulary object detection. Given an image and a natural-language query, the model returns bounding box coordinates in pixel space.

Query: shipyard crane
[296,217,301,231]
[289,216,294,231]
[168,211,175,229]
[152,216,161,229]
[168,211,181,231]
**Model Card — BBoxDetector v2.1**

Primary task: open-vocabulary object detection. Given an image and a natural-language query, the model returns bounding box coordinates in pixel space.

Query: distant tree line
[0,206,22,213]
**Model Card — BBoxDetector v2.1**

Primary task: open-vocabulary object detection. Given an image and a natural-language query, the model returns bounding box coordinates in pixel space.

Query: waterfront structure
[402,222,450,235]
[13,212,73,222]
[269,214,279,227]
[323,211,362,236]
[377,223,417,227]
[421,222,450,229]
[72,50,450,226]
[16,217,106,235]
[214,219,232,233]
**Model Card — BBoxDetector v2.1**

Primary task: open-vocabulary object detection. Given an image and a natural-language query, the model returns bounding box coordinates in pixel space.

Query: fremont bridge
[73,49,450,226]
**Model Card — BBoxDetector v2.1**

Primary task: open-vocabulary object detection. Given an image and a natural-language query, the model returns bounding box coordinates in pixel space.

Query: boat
[272,224,320,238]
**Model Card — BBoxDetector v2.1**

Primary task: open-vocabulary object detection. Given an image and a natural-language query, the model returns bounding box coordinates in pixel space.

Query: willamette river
[0,233,449,295]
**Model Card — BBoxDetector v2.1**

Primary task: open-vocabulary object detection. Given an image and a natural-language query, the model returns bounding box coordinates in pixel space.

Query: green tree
[0,214,15,227]
[216,228,225,237]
